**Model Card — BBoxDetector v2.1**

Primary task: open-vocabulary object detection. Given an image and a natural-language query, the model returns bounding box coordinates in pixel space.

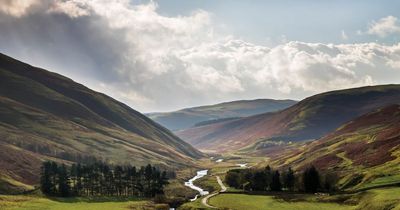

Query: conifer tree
[58,164,70,197]
[50,162,58,194]
[283,167,295,191]
[40,162,52,195]
[252,171,267,191]
[114,165,123,196]
[303,166,320,193]
[225,171,240,188]
[75,163,82,195]
[270,170,282,191]
[264,165,272,190]
[144,164,153,197]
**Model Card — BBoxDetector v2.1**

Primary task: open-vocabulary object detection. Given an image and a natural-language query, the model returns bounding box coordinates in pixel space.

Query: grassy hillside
[177,85,400,152]
[147,99,296,131]
[265,104,400,190]
[0,53,202,193]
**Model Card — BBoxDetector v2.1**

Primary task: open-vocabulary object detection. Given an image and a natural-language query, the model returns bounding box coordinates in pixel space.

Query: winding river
[184,170,209,201]
[184,162,248,203]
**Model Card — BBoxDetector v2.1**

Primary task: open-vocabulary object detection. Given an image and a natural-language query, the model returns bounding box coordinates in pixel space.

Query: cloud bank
[0,0,400,112]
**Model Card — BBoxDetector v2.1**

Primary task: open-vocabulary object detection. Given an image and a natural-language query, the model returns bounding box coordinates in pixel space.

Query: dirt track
[201,176,227,208]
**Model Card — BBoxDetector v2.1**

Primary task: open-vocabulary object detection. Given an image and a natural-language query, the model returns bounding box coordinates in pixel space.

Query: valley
[176,88,400,209]
[2,156,400,210]
[0,53,399,210]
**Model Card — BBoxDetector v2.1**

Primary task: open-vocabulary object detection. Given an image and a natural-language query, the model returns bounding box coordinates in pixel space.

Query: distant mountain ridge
[177,85,400,152]
[147,99,297,131]
[0,53,202,193]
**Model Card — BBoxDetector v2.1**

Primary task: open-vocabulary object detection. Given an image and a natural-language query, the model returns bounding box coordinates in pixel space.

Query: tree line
[40,161,169,197]
[225,165,337,193]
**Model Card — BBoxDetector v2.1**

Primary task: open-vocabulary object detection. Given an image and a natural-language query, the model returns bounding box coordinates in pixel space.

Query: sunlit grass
[209,193,355,210]
[178,198,212,210]
[0,195,149,210]
[356,188,400,210]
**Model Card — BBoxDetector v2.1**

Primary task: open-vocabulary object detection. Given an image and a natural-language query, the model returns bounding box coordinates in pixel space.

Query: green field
[0,195,159,210]
[179,198,211,210]
[209,194,355,210]
[208,187,400,210]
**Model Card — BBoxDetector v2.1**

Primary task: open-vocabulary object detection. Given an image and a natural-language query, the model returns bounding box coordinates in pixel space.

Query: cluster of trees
[40,161,169,197]
[225,165,336,193]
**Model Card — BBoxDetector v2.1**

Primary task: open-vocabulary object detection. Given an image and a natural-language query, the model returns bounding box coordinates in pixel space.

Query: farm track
[201,176,226,209]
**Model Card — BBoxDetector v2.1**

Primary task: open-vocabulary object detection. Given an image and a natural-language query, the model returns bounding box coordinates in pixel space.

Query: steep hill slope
[177,85,400,152]
[267,104,400,190]
[147,99,296,131]
[0,53,202,193]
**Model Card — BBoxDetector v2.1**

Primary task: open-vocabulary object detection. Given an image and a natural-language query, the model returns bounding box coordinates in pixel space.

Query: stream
[236,163,248,168]
[184,169,209,201]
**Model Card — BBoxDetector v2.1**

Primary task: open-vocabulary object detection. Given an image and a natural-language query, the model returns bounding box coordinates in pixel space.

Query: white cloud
[0,0,42,17]
[1,1,400,112]
[367,16,400,37]
[47,0,90,18]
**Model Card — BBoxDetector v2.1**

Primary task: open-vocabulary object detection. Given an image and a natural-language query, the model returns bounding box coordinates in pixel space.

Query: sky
[0,0,400,112]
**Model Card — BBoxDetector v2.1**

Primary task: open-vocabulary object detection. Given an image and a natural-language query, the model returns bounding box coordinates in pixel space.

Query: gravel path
[201,176,227,208]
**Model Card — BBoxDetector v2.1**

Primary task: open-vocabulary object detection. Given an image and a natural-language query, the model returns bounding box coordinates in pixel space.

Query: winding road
[201,176,227,209]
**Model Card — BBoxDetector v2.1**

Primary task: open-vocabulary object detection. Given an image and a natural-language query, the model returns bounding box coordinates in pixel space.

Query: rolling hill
[0,53,202,193]
[265,104,400,190]
[146,99,297,131]
[177,85,400,152]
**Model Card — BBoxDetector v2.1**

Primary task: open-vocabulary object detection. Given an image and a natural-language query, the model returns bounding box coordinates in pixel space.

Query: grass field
[0,195,158,210]
[179,198,212,210]
[208,187,400,210]
[209,194,355,210]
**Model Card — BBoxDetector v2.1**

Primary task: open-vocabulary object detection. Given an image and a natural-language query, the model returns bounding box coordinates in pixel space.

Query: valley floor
[2,155,400,210]
[0,196,155,210]
[179,156,400,210]
[208,187,400,210]
[2,188,400,210]
[209,193,353,210]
